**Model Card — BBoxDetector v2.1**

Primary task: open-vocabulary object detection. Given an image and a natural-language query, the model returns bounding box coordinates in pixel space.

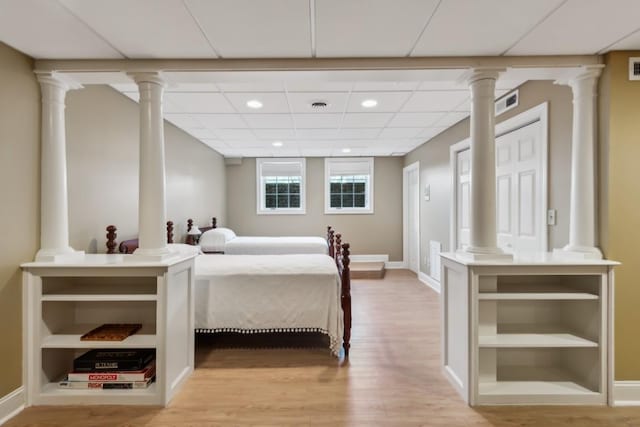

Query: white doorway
[403,162,420,273]
[450,102,548,254]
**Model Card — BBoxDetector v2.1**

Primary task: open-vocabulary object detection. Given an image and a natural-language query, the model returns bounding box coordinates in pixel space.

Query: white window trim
[256,158,306,215]
[324,157,374,214]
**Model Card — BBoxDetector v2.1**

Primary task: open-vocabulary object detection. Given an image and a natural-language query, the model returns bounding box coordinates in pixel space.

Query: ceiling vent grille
[629,58,640,81]
[495,89,518,117]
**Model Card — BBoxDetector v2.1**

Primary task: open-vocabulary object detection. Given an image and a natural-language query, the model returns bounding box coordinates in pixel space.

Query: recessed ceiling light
[272,141,283,147]
[342,148,352,153]
[361,99,378,108]
[246,99,263,109]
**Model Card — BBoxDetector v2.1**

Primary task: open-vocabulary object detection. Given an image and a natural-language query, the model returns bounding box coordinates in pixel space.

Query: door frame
[403,161,420,273]
[449,102,549,253]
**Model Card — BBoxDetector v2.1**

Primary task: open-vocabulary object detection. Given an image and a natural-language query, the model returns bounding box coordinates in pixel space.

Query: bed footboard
[338,243,351,357]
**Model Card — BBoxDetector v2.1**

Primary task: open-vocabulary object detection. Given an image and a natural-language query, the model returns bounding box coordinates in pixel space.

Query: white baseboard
[614,381,640,406]
[386,261,406,269]
[350,254,389,263]
[418,271,441,293]
[0,387,24,426]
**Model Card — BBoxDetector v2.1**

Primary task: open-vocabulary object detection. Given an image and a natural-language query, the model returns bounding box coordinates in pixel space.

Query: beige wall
[226,157,403,261]
[0,43,40,396]
[66,86,226,251]
[599,51,640,380]
[404,80,573,274]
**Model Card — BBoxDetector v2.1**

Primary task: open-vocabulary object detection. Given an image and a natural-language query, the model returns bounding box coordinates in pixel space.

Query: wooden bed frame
[105,221,175,254]
[104,220,352,357]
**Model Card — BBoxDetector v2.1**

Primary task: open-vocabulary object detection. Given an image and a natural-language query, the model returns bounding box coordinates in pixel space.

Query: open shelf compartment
[42,276,157,300]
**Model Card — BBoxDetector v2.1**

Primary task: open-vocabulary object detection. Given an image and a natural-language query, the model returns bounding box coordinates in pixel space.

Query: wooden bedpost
[328,229,335,258]
[186,219,194,245]
[341,243,351,357]
[212,217,217,229]
[335,233,342,266]
[106,225,117,254]
[166,221,174,244]
[187,218,193,233]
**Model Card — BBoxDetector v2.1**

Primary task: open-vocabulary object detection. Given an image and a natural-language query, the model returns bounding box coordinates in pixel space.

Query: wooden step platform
[350,262,386,279]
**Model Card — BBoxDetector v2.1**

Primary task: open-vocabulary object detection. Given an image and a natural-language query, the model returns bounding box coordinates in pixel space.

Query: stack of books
[59,349,156,390]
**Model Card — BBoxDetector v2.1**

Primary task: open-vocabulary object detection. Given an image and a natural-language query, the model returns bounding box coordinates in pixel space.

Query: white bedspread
[221,236,329,255]
[194,254,343,356]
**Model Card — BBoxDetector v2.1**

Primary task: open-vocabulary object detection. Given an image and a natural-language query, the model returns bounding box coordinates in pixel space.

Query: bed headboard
[186,217,217,245]
[106,221,175,254]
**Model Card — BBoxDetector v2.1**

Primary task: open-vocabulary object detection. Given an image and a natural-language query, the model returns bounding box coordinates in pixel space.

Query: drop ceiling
[2,0,639,157]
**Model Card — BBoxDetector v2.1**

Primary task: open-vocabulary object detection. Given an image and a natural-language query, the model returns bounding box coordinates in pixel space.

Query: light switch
[424,184,430,201]
[547,209,557,226]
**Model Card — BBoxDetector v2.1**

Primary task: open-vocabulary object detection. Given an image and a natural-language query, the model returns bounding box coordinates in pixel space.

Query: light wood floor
[7,270,640,426]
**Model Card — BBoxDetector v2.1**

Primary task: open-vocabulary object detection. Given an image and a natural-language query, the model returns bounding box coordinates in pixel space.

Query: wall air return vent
[495,89,518,117]
[629,57,640,81]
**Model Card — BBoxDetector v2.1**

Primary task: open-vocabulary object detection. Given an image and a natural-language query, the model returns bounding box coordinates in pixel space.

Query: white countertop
[440,251,619,267]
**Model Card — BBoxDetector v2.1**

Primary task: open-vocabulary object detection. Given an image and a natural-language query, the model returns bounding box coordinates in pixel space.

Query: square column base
[456,248,514,262]
[35,250,85,263]
[553,247,603,260]
[126,247,179,262]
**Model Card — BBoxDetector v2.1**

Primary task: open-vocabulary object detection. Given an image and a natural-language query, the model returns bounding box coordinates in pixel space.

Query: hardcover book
[73,349,155,372]
[67,361,156,382]
[80,324,142,341]
[58,377,154,390]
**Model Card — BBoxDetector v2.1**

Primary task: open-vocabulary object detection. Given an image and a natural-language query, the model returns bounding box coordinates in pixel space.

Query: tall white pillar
[35,73,83,262]
[129,72,171,259]
[557,66,604,259]
[461,69,511,260]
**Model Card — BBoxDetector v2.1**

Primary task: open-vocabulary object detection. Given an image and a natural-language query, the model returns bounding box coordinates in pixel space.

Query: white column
[129,72,171,259]
[557,66,604,259]
[35,73,83,261]
[461,69,511,260]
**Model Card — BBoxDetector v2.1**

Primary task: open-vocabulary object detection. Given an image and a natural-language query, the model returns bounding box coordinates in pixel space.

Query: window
[256,158,306,214]
[325,158,374,214]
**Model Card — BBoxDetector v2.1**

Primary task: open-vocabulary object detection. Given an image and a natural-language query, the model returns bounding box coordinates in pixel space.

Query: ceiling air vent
[311,101,328,109]
[629,58,640,81]
[495,89,518,117]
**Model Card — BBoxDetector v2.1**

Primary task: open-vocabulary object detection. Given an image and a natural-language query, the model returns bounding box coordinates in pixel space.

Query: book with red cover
[58,377,154,389]
[67,361,155,382]
[72,349,155,372]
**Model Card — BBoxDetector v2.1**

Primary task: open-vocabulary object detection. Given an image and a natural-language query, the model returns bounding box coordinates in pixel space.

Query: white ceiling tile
[419,127,448,138]
[193,114,247,129]
[242,114,293,129]
[253,129,297,140]
[184,0,311,57]
[417,80,467,91]
[185,128,218,139]
[286,92,349,114]
[0,0,123,59]
[164,114,205,129]
[435,112,469,127]
[225,92,290,114]
[378,128,424,139]
[335,129,381,139]
[294,114,343,128]
[507,0,640,55]
[412,0,563,56]
[387,112,445,128]
[167,83,220,92]
[217,82,285,92]
[315,0,440,57]
[347,92,413,113]
[454,98,471,112]
[286,81,354,92]
[341,113,394,128]
[299,148,333,157]
[296,129,339,139]
[165,93,235,113]
[608,29,640,51]
[353,81,421,91]
[214,129,257,140]
[60,0,216,58]
[401,91,469,112]
[200,140,228,149]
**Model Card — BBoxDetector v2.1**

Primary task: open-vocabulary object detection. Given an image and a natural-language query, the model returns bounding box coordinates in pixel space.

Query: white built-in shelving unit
[21,254,196,406]
[440,253,617,406]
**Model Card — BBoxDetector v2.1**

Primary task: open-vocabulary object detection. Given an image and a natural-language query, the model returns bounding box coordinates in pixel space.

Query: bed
[194,243,352,357]
[188,217,338,256]
[105,221,176,254]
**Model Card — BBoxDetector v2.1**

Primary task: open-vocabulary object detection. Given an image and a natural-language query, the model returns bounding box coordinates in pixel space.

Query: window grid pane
[264,176,301,209]
[329,175,368,209]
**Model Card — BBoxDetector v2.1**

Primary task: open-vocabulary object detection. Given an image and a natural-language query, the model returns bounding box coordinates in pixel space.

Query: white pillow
[167,243,202,256]
[199,228,236,252]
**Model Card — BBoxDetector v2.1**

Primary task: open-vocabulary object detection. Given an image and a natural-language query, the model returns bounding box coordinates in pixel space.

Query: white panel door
[495,121,545,253]
[457,148,471,250]
[407,166,420,273]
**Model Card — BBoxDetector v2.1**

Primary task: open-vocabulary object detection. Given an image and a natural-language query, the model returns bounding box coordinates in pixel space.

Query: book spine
[67,369,153,382]
[73,360,148,372]
[58,379,152,389]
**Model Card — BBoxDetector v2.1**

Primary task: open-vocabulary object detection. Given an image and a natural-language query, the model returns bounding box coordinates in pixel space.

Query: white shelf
[42,381,157,396]
[479,292,597,300]
[42,294,156,302]
[41,324,157,348]
[480,380,598,396]
[478,333,598,348]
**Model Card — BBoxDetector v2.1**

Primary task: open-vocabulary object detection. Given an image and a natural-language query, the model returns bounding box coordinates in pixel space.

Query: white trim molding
[348,254,405,269]
[0,387,24,426]
[614,381,640,406]
[418,271,441,293]
[403,161,420,274]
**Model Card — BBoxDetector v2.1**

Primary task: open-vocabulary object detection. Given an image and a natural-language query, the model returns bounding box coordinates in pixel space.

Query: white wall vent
[629,57,640,81]
[495,89,519,117]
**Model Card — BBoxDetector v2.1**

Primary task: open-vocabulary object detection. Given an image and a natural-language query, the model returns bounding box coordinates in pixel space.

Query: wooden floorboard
[7,270,640,426]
